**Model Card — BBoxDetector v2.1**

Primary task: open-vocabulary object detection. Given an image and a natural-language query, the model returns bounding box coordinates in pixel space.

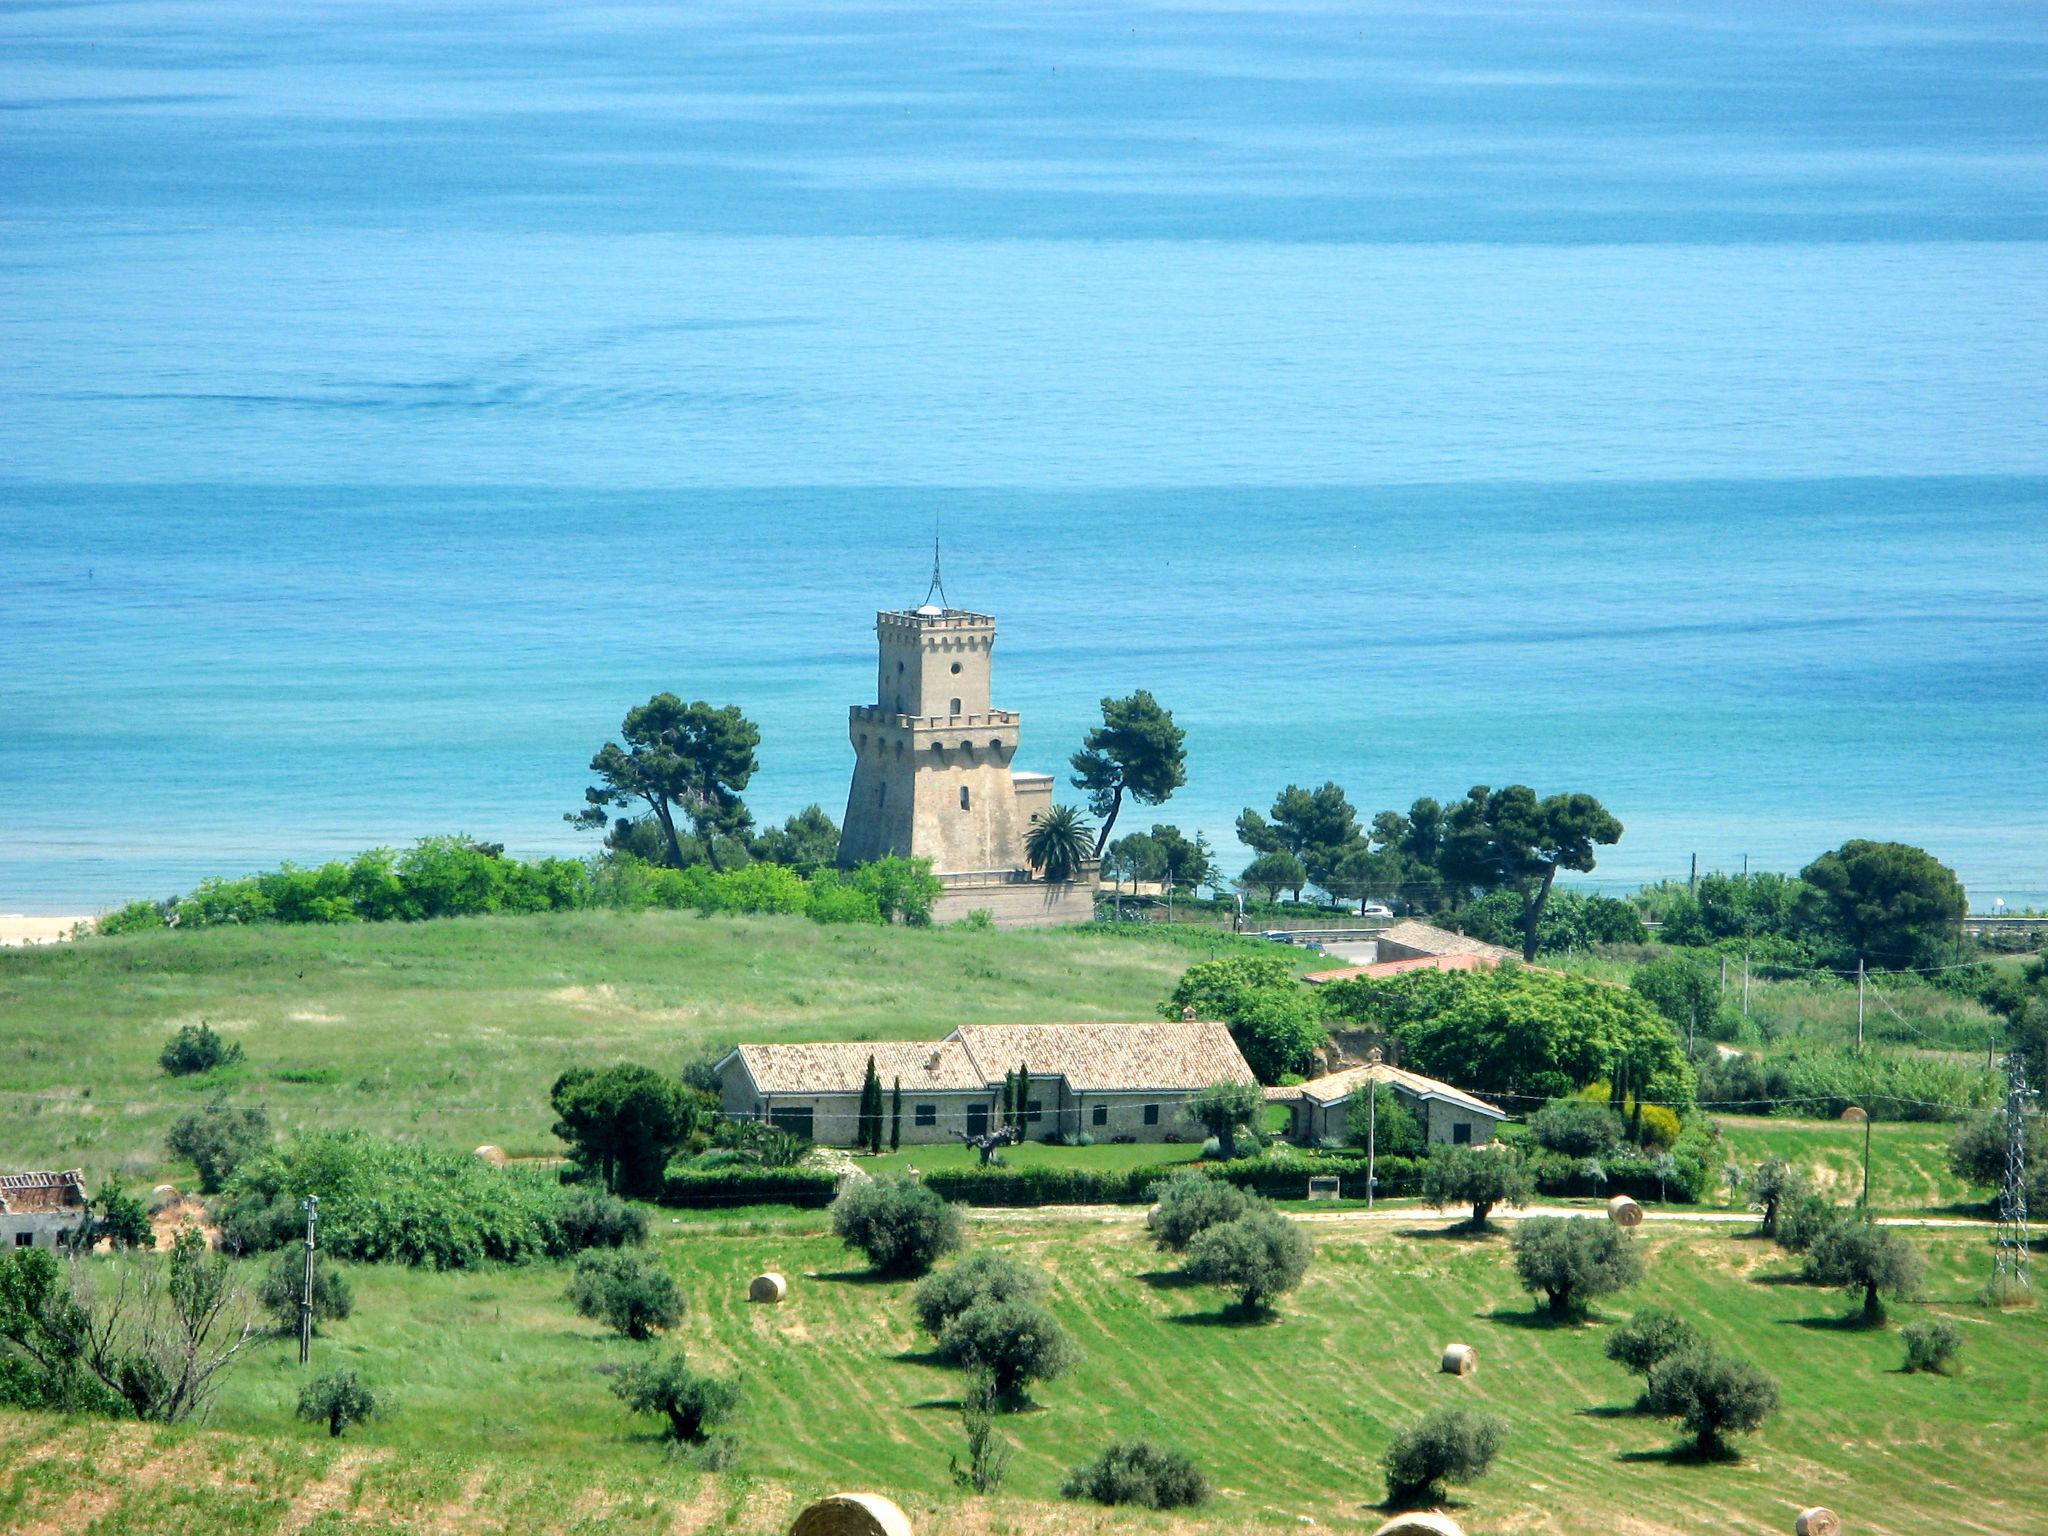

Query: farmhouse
[717,1020,1255,1146]
[1,1169,90,1251]
[1268,1058,1505,1148]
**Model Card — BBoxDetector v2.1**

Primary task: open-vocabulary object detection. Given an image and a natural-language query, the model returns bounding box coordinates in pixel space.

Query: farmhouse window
[14,1232,33,1248]
[914,1104,937,1127]
[1091,1104,1107,1127]
[1143,1103,1160,1126]
[1452,1122,1472,1145]
[1026,1099,1043,1123]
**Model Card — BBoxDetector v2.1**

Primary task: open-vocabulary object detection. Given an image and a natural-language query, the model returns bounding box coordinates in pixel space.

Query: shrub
[1382,1405,1508,1507]
[1804,1220,1924,1324]
[1901,1316,1964,1374]
[830,1178,965,1277]
[913,1252,1049,1340]
[1644,1348,1780,1456]
[1604,1307,1701,1377]
[213,1130,615,1269]
[1345,1083,1425,1157]
[567,1250,685,1340]
[1511,1216,1643,1320]
[85,1191,154,1252]
[806,873,885,926]
[1062,1439,1209,1509]
[1185,1205,1311,1312]
[662,1165,838,1208]
[1146,1172,1253,1252]
[1775,1192,1845,1255]
[950,1371,1012,1492]
[938,1298,1079,1403]
[296,1368,378,1438]
[165,1100,270,1194]
[553,1189,648,1251]
[159,1023,243,1077]
[1184,1080,1266,1159]
[1423,1146,1535,1228]
[256,1250,353,1335]
[610,1350,740,1443]
[1949,1110,2045,1195]
[1530,1098,1623,1157]
[96,899,168,935]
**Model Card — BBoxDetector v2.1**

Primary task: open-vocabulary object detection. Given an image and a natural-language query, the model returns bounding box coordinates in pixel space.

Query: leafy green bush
[165,1099,270,1194]
[1344,1083,1424,1157]
[1775,1193,1846,1255]
[1530,1098,1623,1156]
[1459,887,1644,953]
[567,1250,685,1340]
[1145,1171,1253,1251]
[256,1250,353,1335]
[553,1188,648,1250]
[1511,1216,1644,1319]
[661,1165,838,1207]
[913,1252,1049,1339]
[296,1368,378,1437]
[1185,1205,1312,1312]
[1605,1307,1701,1377]
[938,1297,1079,1403]
[1062,1439,1209,1509]
[1382,1404,1508,1506]
[159,1023,243,1076]
[214,1130,623,1268]
[610,1350,741,1442]
[830,1178,965,1277]
[1901,1316,1963,1374]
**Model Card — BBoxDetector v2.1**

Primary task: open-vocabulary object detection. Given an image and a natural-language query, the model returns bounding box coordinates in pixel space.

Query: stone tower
[837,600,1052,876]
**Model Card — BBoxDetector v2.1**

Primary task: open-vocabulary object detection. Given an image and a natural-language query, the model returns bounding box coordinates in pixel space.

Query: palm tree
[1025,804,1095,884]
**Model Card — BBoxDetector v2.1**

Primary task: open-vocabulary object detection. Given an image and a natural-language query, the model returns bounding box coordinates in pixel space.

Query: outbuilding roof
[1304,952,1496,985]
[954,1021,1255,1092]
[1374,920,1517,963]
[1272,1062,1506,1120]
[0,1169,90,1214]
[724,1040,985,1095]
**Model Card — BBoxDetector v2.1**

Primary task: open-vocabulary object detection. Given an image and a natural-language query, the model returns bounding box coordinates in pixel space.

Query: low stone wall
[933,875,1095,929]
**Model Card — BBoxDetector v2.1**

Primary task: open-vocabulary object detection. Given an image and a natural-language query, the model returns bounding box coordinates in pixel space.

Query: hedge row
[661,1166,841,1207]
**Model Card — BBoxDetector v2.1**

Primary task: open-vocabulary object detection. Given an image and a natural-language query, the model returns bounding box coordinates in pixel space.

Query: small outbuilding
[1,1169,91,1251]
[1268,1060,1505,1148]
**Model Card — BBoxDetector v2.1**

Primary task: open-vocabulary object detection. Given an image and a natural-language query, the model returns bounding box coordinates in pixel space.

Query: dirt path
[966,1202,1996,1230]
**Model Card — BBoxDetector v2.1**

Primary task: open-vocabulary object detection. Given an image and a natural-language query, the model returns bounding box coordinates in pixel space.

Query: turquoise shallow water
[2,2,2045,910]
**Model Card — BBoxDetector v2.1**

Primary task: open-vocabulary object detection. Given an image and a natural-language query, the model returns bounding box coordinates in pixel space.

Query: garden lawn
[0,913,1278,1183]
[1714,1114,1980,1216]
[4,1219,2043,1535]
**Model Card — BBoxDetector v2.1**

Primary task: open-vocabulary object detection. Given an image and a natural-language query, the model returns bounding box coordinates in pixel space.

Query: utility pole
[1742,852,1749,876]
[1856,958,1865,1052]
[1994,1051,2034,1300]
[298,1194,319,1366]
[1689,852,1697,892]
[1742,949,1751,1017]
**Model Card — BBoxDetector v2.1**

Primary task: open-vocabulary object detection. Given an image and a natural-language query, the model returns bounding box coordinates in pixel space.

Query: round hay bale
[1795,1509,1842,1536]
[1839,1106,1867,1123]
[1439,1343,1477,1376]
[1607,1194,1644,1229]
[749,1272,788,1303]
[788,1493,912,1536]
[1371,1514,1466,1536]
[473,1144,508,1166]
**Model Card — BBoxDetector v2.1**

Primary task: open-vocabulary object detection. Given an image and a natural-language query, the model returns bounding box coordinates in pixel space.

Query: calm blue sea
[2,2,2045,912]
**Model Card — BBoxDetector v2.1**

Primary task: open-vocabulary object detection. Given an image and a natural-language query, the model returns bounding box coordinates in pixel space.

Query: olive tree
[1145,1172,1252,1252]
[1422,1146,1535,1229]
[566,1250,685,1340]
[1184,1080,1266,1160]
[937,1297,1079,1406]
[1745,1158,1810,1238]
[610,1349,741,1442]
[1804,1220,1923,1324]
[296,1368,378,1438]
[1511,1216,1644,1320]
[1184,1206,1311,1313]
[1644,1348,1780,1457]
[830,1177,965,1277]
[914,1252,1049,1341]
[1382,1404,1508,1507]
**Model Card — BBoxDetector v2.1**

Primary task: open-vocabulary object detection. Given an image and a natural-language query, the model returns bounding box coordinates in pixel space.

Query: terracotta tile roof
[0,1169,89,1213]
[1291,1063,1505,1119]
[1304,952,1495,984]
[730,1040,985,1095]
[954,1021,1256,1092]
[1375,920,1517,963]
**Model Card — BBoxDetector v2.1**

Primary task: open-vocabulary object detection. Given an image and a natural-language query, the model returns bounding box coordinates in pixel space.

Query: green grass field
[4,1217,2042,1536]
[0,913,1280,1183]
[1713,1115,1982,1216]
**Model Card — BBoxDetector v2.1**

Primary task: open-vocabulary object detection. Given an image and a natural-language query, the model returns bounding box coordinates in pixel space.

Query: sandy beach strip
[0,915,94,947]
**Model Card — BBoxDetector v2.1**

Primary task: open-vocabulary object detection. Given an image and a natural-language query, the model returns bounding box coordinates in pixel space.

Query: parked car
[1359,903,1394,919]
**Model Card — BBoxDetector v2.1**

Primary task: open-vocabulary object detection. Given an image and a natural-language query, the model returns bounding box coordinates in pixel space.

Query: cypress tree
[890,1076,903,1152]
[859,1055,882,1153]
[1017,1063,1031,1137]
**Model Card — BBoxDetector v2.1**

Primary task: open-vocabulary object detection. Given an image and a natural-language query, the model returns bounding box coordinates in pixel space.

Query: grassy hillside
[4,1218,2041,1536]
[0,913,1266,1182]
[1714,1115,1980,1217]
